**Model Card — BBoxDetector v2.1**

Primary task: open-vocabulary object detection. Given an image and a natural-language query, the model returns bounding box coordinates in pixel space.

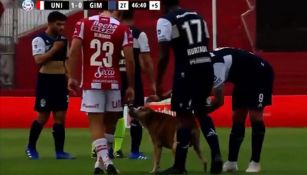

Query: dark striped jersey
[211,47,271,88]
[32,33,68,61]
[156,8,211,71]
[119,26,150,94]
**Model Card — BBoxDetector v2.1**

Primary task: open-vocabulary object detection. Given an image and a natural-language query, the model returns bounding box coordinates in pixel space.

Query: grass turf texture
[0,128,306,175]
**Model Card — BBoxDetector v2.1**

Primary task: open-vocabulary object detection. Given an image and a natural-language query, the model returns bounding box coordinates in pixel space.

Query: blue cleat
[128,152,149,160]
[55,151,76,160]
[25,147,39,160]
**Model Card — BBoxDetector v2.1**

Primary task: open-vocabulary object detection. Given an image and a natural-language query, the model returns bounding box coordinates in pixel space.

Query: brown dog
[129,106,207,173]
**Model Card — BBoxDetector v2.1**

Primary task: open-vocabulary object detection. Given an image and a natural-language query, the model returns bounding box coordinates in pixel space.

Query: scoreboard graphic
[22,0,160,11]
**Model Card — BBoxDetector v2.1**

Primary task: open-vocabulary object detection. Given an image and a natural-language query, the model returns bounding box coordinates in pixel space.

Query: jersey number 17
[181,19,203,45]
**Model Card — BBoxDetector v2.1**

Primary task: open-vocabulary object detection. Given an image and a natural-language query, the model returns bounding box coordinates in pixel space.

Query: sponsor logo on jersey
[112,100,121,108]
[214,77,222,86]
[91,21,118,35]
[94,66,115,78]
[94,32,111,39]
[258,103,263,108]
[82,103,99,108]
[40,98,46,107]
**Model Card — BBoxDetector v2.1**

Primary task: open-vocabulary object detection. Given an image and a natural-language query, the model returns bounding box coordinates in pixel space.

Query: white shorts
[81,90,123,113]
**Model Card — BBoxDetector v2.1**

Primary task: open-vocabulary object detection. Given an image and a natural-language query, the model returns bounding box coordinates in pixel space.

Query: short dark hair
[48,11,67,23]
[121,10,134,20]
[161,0,179,6]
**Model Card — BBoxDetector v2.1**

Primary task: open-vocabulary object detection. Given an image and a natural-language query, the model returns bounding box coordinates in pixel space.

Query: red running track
[0,96,306,128]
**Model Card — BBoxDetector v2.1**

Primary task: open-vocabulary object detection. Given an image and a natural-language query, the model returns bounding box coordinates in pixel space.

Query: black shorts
[34,73,68,112]
[232,63,274,110]
[120,72,144,107]
[171,63,214,113]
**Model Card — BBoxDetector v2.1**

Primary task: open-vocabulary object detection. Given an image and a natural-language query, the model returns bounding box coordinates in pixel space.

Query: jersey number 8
[90,39,114,67]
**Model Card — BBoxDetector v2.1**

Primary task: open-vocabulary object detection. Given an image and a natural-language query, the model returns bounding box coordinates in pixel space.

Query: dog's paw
[149,167,160,174]
[149,170,157,174]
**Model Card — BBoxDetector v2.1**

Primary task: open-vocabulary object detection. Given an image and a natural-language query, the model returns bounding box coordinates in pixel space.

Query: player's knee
[197,113,213,128]
[176,128,192,148]
[231,122,245,137]
[105,112,122,134]
[37,112,50,125]
[53,112,66,124]
[251,121,265,135]
[232,109,248,123]
[176,112,195,129]
[249,110,264,122]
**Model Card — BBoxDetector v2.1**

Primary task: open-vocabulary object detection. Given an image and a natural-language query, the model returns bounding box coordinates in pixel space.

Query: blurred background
[0,0,307,129]
[1,0,307,95]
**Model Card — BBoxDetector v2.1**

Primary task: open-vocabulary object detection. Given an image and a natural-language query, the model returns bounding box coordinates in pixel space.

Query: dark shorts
[232,63,274,110]
[171,63,214,113]
[120,72,144,107]
[35,73,68,112]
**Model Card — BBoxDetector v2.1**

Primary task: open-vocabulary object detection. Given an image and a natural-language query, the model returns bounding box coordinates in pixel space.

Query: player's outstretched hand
[125,87,135,105]
[68,78,80,96]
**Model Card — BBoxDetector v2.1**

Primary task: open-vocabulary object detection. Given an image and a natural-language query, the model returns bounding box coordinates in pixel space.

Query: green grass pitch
[1,128,307,175]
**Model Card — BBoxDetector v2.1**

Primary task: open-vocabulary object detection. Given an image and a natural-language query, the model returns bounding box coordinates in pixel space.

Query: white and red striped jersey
[73,15,133,90]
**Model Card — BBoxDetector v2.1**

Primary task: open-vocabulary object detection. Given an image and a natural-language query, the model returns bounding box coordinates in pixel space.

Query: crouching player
[207,47,274,173]
[68,10,135,174]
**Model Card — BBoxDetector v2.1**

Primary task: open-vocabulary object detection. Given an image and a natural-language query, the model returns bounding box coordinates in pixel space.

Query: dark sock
[130,119,142,153]
[28,120,43,150]
[53,123,65,153]
[228,123,245,161]
[251,121,265,162]
[198,115,221,158]
[173,128,192,170]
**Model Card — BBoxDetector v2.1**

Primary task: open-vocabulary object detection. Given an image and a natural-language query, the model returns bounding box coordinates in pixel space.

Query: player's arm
[63,39,70,75]
[32,37,64,65]
[156,18,172,97]
[207,62,227,113]
[67,38,82,95]
[138,32,156,95]
[67,20,84,95]
[207,85,225,113]
[67,38,82,80]
[123,27,135,103]
[203,20,210,49]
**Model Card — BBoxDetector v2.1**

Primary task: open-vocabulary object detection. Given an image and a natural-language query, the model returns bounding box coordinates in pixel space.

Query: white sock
[95,159,105,169]
[105,133,114,148]
[93,138,113,167]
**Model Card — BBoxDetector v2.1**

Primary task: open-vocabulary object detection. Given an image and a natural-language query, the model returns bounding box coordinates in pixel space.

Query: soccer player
[68,10,135,174]
[156,0,223,174]
[25,11,74,160]
[113,10,158,160]
[207,47,274,173]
